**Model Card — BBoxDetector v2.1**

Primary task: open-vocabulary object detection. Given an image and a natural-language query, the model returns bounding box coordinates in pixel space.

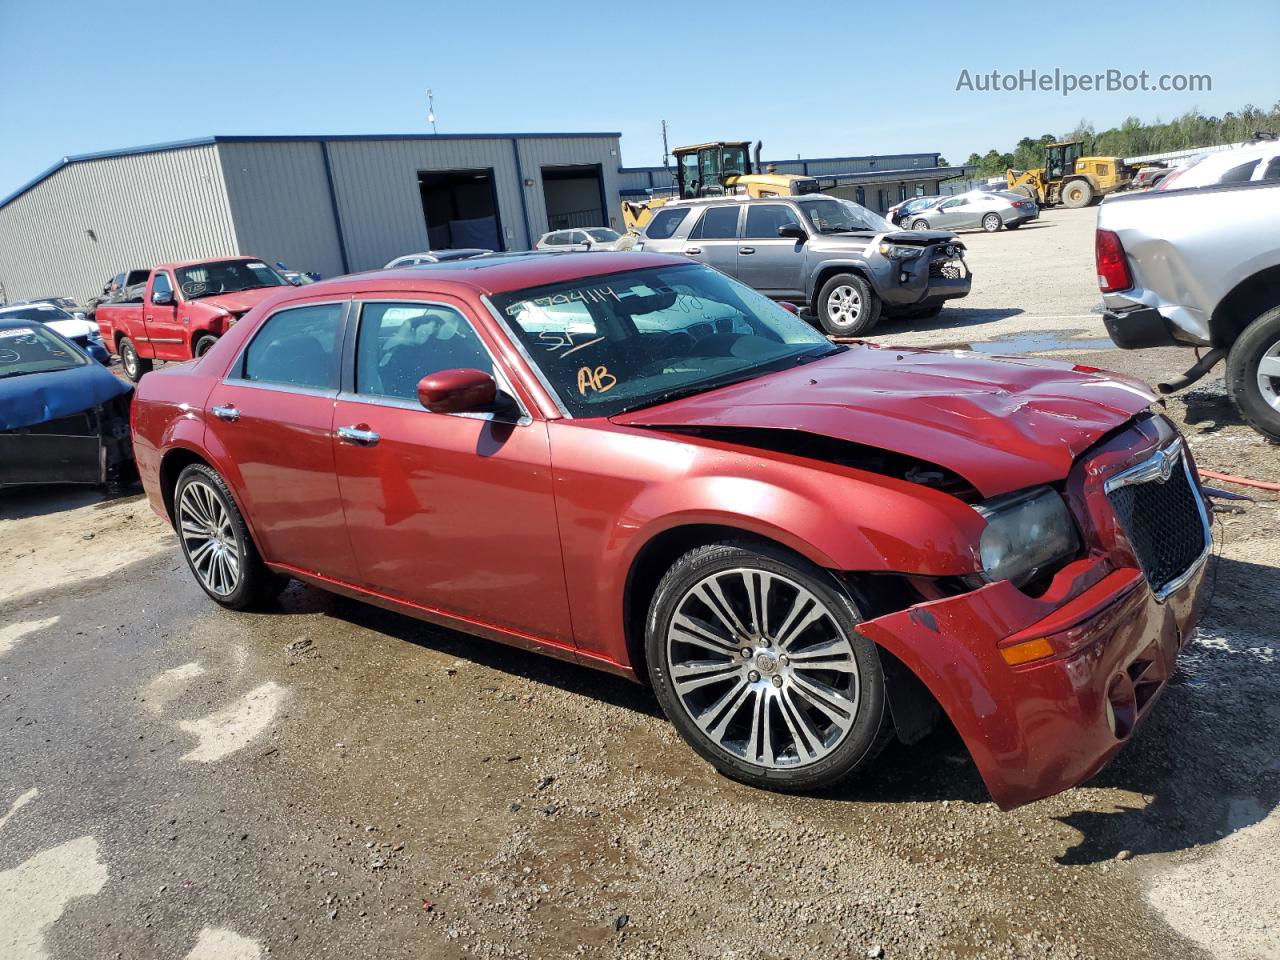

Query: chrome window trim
[225,297,351,392]
[1104,438,1212,603]
[349,297,532,424]
[480,294,573,419]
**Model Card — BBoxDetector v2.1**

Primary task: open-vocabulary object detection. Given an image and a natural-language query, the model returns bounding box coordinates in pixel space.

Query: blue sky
[2,0,1277,197]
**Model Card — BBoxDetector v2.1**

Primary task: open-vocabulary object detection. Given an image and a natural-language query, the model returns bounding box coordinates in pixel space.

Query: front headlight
[973,487,1079,586]
[878,242,924,260]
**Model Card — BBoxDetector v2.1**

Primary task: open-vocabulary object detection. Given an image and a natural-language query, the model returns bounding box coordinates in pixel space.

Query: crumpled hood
[612,344,1156,497]
[0,362,132,431]
[191,287,281,315]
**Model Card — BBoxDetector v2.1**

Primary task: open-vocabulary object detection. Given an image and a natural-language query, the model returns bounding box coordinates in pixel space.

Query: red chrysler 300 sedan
[131,252,1210,809]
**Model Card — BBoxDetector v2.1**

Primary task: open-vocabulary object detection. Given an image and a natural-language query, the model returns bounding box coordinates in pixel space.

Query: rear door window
[691,206,741,240]
[242,303,344,390]
[1219,160,1258,184]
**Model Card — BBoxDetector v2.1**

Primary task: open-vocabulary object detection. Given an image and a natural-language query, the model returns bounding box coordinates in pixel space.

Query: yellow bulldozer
[622,140,822,232]
[1006,141,1134,208]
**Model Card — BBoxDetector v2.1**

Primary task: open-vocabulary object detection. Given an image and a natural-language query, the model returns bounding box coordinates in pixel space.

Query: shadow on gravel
[1052,553,1280,864]
[295,588,663,719]
[875,306,1025,337]
[0,484,144,521]
[1179,383,1247,434]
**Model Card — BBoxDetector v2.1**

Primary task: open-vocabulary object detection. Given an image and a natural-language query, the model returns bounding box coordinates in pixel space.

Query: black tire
[981,213,1003,233]
[173,463,289,610]
[645,541,893,793]
[1225,305,1280,442]
[816,272,881,337]
[119,337,152,382]
[911,218,930,231]
[193,334,219,358]
[1062,179,1094,209]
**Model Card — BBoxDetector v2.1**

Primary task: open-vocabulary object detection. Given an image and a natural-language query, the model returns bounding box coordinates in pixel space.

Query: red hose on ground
[1198,468,1280,492]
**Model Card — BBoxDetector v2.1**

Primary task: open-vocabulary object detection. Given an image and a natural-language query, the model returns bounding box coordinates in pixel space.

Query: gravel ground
[1,206,1277,960]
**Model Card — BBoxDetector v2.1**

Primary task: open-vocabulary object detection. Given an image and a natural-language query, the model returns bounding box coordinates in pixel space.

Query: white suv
[534,228,624,252]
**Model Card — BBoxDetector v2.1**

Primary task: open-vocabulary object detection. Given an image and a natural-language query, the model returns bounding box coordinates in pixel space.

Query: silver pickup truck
[1097,179,1280,440]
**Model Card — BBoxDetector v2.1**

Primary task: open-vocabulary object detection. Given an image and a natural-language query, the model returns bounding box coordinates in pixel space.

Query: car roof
[153,255,262,271]
[298,252,689,299]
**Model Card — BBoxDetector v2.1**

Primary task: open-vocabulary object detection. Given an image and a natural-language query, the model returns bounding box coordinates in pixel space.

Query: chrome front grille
[1104,440,1211,600]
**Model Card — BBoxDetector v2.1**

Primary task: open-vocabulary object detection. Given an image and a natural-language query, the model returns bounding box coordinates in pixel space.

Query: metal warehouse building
[0,132,624,303]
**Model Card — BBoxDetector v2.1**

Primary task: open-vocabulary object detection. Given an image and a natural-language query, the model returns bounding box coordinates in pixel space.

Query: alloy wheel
[122,342,137,378]
[1257,338,1280,411]
[664,567,861,769]
[178,480,241,596]
[826,286,863,328]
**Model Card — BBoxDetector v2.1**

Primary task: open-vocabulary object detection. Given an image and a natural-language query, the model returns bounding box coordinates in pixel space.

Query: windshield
[586,229,621,242]
[492,263,839,418]
[0,325,87,378]
[795,197,892,234]
[0,304,75,323]
[175,260,288,299]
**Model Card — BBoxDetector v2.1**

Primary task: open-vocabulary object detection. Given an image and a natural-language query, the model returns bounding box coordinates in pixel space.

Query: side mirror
[778,302,800,315]
[777,223,807,241]
[151,288,174,306]
[418,368,498,414]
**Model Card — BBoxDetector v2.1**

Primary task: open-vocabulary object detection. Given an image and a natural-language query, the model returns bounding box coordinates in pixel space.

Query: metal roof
[0,132,624,212]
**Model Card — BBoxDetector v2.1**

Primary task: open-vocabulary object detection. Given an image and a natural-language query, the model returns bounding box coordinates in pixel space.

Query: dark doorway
[418,168,504,251]
[541,164,607,231]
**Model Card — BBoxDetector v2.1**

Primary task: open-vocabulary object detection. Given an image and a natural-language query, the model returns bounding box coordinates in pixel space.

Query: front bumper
[879,251,972,307]
[860,557,1206,809]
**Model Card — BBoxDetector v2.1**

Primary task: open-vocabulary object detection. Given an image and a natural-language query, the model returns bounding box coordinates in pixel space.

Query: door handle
[739,247,756,255]
[336,425,380,446]
[210,405,240,422]
[684,246,702,255]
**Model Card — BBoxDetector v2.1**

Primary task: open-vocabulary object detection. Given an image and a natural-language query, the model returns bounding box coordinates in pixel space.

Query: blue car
[0,318,134,488]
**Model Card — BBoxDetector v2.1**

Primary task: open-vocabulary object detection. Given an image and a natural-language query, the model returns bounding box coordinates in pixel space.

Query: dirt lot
[2,207,1278,960]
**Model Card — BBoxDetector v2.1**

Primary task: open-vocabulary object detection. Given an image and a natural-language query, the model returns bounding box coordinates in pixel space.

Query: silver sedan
[908,191,1038,233]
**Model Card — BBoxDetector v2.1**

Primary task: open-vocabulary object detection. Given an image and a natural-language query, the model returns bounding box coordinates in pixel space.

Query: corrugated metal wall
[0,144,237,304]
[218,141,346,279]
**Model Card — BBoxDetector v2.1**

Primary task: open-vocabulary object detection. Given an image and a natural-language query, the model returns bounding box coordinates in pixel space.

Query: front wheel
[981,213,1002,233]
[646,542,892,792]
[1226,305,1280,442]
[911,218,930,231]
[174,463,288,609]
[193,333,219,358]
[816,273,880,337]
[119,337,153,382]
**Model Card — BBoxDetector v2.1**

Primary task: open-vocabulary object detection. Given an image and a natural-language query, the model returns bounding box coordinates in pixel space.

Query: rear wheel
[645,542,892,792]
[193,333,219,358]
[1225,305,1280,442]
[816,273,880,337]
[981,213,1002,233]
[174,463,288,609]
[1062,179,1094,209]
[119,337,152,382]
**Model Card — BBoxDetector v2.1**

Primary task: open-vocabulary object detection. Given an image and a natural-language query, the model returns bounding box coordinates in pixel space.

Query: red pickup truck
[96,257,294,380]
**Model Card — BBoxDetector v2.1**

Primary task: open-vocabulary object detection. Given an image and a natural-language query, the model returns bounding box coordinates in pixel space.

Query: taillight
[1095,229,1132,292]
[1012,200,1029,209]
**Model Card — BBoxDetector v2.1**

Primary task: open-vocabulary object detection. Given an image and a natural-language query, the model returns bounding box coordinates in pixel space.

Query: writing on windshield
[176,260,287,299]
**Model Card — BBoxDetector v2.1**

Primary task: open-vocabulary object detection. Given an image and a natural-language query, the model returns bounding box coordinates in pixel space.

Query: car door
[330,296,573,645]
[682,205,742,277]
[203,298,362,582]
[735,203,807,297]
[145,271,187,360]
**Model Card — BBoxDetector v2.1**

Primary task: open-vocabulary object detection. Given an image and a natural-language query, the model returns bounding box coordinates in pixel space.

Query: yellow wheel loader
[1006,141,1135,209]
[622,141,822,232]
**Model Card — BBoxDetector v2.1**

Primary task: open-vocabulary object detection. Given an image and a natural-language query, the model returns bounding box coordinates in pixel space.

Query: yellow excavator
[1006,141,1135,208]
[622,141,822,232]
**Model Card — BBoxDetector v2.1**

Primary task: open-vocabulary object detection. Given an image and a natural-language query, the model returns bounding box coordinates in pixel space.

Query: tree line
[963,102,1280,176]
